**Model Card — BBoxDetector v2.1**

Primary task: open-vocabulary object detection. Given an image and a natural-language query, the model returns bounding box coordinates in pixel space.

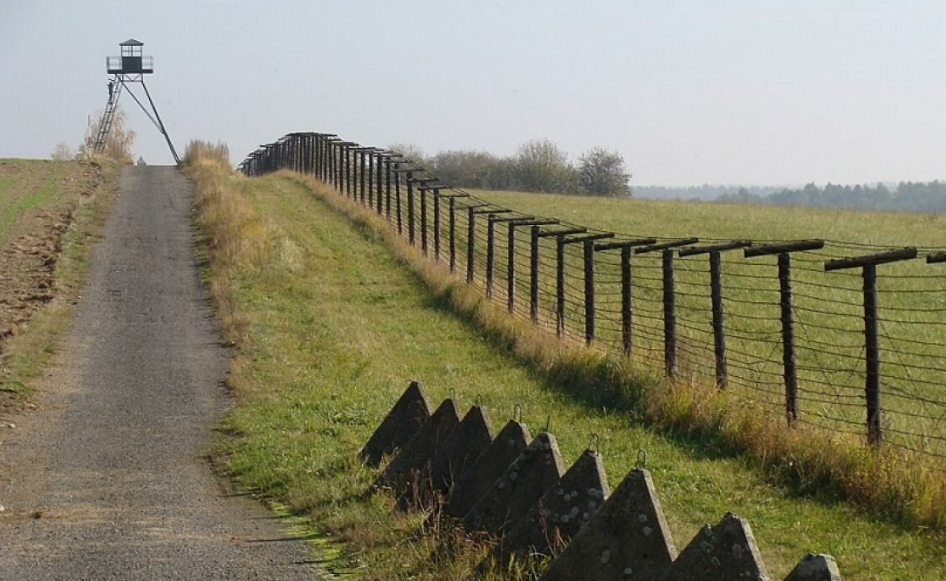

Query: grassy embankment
[186,153,946,581]
[0,159,119,404]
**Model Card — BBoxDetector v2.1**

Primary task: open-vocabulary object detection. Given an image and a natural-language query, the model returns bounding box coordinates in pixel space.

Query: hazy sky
[1,0,944,186]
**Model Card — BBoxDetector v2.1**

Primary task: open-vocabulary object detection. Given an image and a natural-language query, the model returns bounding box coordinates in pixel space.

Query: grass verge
[187,158,946,581]
[0,159,120,405]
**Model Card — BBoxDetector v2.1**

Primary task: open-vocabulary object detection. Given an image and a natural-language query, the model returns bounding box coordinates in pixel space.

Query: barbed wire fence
[238,132,946,469]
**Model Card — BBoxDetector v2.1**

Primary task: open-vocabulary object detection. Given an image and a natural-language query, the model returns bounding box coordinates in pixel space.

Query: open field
[447,189,946,464]
[189,158,946,580]
[0,159,118,409]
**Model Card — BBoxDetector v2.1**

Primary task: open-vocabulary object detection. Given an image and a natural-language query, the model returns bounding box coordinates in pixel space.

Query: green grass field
[0,159,85,245]
[188,159,946,581]
[436,189,946,464]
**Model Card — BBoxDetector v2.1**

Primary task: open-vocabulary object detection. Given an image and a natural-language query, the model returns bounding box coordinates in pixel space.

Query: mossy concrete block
[662,512,769,581]
[538,468,676,581]
[374,398,460,496]
[445,419,531,520]
[361,381,431,467]
[784,554,842,581]
[491,449,610,568]
[427,405,495,493]
[462,431,564,536]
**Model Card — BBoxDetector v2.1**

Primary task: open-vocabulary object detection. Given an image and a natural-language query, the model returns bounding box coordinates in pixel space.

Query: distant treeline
[716,182,946,213]
[634,185,786,202]
[389,139,631,197]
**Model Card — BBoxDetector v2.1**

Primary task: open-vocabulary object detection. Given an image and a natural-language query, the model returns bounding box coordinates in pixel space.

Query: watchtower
[95,39,179,164]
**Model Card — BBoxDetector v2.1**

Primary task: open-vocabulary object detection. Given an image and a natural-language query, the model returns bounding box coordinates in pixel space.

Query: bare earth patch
[0,160,108,412]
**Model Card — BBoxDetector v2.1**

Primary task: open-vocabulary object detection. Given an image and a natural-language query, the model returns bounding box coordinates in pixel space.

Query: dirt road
[0,166,319,580]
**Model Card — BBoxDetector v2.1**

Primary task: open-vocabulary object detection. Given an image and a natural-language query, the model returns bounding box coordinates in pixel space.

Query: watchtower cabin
[107,39,153,79]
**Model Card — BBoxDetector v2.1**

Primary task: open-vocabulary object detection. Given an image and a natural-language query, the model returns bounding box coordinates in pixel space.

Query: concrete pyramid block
[427,405,495,493]
[445,419,531,520]
[490,449,610,568]
[784,554,842,581]
[361,381,432,467]
[662,512,769,581]
[462,431,564,536]
[538,468,676,581]
[374,398,460,496]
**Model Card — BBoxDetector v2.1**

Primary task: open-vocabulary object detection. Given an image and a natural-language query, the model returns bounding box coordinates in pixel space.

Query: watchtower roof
[120,38,144,46]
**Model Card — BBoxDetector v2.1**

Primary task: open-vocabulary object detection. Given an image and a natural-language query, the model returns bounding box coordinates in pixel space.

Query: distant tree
[50,142,75,161]
[79,107,136,164]
[514,138,576,193]
[430,150,501,189]
[489,156,519,190]
[577,147,631,197]
[387,142,426,165]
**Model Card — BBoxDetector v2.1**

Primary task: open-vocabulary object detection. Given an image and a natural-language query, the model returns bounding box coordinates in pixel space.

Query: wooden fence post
[679,241,751,389]
[486,215,496,298]
[449,198,457,272]
[407,173,415,245]
[584,240,595,343]
[344,144,351,194]
[533,228,586,337]
[825,247,918,445]
[480,212,515,298]
[549,233,616,344]
[504,219,559,315]
[415,181,438,255]
[385,156,393,219]
[433,189,441,261]
[557,235,566,336]
[373,150,381,210]
[359,148,367,204]
[367,149,374,207]
[636,238,698,378]
[467,208,476,283]
[746,240,825,424]
[595,238,657,356]
[530,226,540,322]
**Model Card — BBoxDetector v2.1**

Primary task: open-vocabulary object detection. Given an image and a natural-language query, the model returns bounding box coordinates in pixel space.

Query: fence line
[239,132,946,466]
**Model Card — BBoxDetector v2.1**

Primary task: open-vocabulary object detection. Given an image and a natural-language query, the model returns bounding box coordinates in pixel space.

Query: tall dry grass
[183,144,269,348]
[285,171,946,530]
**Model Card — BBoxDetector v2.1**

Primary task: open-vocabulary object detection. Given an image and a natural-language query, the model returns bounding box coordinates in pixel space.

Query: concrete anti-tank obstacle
[406,404,496,512]
[661,512,769,581]
[488,448,610,571]
[360,381,432,467]
[462,431,564,536]
[784,554,842,581]
[538,468,676,581]
[426,405,495,494]
[444,419,531,520]
[374,398,460,497]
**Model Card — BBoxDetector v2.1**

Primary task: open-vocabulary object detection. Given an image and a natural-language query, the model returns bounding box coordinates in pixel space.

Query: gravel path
[0,166,320,580]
